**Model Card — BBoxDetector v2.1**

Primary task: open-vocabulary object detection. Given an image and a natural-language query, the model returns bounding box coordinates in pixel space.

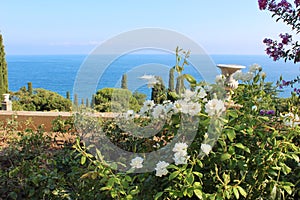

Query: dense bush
[11,87,72,111]
[94,88,142,112]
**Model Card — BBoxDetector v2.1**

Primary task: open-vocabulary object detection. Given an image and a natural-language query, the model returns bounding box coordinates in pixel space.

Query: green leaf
[169,171,180,180]
[221,153,231,161]
[81,156,86,165]
[186,173,194,185]
[193,172,203,179]
[279,162,292,175]
[226,129,236,142]
[183,74,197,84]
[194,189,203,199]
[228,110,239,118]
[282,185,292,195]
[237,186,247,198]
[253,74,260,83]
[235,143,250,153]
[233,187,239,199]
[154,192,164,200]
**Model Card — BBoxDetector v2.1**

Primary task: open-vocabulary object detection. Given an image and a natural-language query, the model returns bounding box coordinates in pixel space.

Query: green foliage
[51,116,74,133]
[151,76,167,104]
[0,34,8,99]
[94,88,141,112]
[168,67,175,91]
[121,73,128,89]
[66,91,70,100]
[12,88,72,111]
[73,93,78,107]
[27,82,33,95]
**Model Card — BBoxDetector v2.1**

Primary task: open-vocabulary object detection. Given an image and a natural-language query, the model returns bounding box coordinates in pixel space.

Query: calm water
[6,54,300,99]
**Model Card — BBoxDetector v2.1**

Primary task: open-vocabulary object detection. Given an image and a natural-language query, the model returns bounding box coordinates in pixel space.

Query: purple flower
[266,110,275,115]
[295,0,300,7]
[258,0,268,10]
[260,110,266,115]
[279,33,292,45]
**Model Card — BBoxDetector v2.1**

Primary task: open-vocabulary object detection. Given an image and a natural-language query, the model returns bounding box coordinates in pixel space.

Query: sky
[0,0,296,55]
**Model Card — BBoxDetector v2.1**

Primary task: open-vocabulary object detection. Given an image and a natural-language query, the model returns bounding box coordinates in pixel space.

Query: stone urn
[217,64,245,90]
[3,93,10,102]
[217,64,246,104]
[2,93,12,111]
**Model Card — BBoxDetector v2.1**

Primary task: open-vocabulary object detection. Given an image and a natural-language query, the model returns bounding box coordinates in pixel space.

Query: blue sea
[6,54,300,100]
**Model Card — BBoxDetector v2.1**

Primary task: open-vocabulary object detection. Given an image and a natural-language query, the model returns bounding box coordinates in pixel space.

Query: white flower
[155,161,169,177]
[173,151,189,165]
[204,132,208,139]
[201,143,212,156]
[172,142,188,153]
[242,72,254,81]
[183,89,196,101]
[152,104,165,119]
[197,87,207,99]
[204,85,212,92]
[174,100,201,116]
[130,157,144,169]
[140,74,158,88]
[249,64,261,73]
[215,75,225,85]
[233,71,253,82]
[281,112,300,127]
[139,100,155,115]
[205,99,226,117]
[252,105,257,111]
[125,110,135,120]
[233,70,243,80]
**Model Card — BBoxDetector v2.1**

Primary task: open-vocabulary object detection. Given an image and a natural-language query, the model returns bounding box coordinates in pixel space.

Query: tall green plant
[168,67,175,91]
[121,74,128,89]
[0,34,8,99]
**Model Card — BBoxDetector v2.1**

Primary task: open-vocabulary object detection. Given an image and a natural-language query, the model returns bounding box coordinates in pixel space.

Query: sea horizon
[6,54,300,100]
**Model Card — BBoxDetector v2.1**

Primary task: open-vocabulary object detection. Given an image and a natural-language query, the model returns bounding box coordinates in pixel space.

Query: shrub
[12,88,72,111]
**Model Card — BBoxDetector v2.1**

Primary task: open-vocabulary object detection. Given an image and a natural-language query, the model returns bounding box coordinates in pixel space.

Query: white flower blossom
[152,104,165,119]
[174,100,201,116]
[215,74,225,85]
[130,157,144,169]
[140,74,158,88]
[197,87,207,99]
[242,72,254,81]
[233,71,254,82]
[173,151,189,165]
[233,70,243,80]
[125,110,135,120]
[139,100,155,115]
[280,112,300,127]
[204,85,212,92]
[201,143,212,156]
[172,142,188,153]
[252,105,257,111]
[155,161,169,177]
[183,89,196,101]
[205,99,226,117]
[249,64,261,73]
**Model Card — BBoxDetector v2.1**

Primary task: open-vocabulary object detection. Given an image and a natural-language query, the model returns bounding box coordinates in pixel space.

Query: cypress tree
[74,94,78,107]
[91,94,96,108]
[121,74,128,89]
[0,34,8,99]
[168,67,175,91]
[151,76,167,104]
[27,82,33,95]
[66,91,70,99]
[175,75,185,95]
[86,98,89,107]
